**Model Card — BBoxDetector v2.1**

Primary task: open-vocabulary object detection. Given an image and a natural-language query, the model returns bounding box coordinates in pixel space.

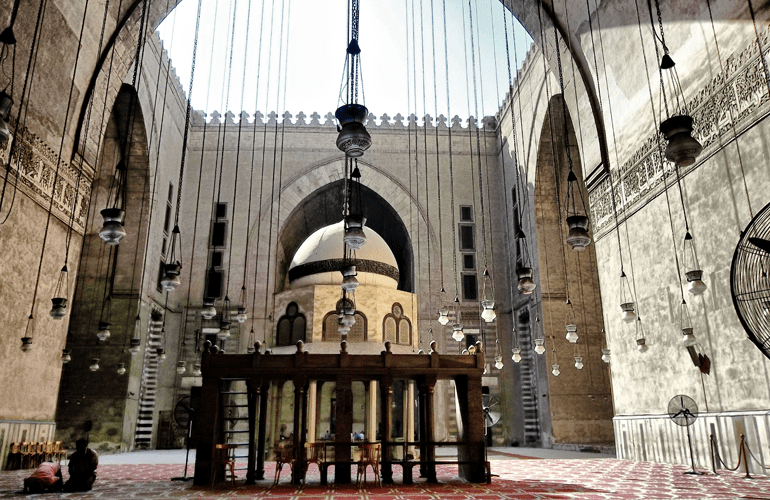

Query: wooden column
[380,376,394,484]
[256,382,269,480]
[193,370,219,485]
[418,376,437,483]
[245,379,258,485]
[335,374,353,484]
[291,378,307,485]
[454,374,486,482]
[307,380,317,442]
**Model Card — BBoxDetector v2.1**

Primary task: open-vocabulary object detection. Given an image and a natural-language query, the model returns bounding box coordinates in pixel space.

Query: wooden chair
[6,442,20,470]
[273,444,295,485]
[303,442,325,482]
[43,441,55,462]
[33,442,46,467]
[212,443,238,486]
[19,442,34,469]
[356,443,381,487]
[53,442,67,464]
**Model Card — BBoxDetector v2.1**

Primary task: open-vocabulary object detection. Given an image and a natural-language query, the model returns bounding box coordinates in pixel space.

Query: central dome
[288,221,399,289]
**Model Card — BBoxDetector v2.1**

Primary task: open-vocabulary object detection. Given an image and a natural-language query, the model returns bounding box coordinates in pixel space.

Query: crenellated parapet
[190,109,499,131]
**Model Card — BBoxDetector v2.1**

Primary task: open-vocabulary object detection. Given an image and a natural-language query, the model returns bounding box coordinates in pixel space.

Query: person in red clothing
[63,439,98,492]
[23,462,63,493]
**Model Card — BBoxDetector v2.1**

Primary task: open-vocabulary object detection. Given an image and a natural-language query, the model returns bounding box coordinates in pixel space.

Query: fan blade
[749,237,770,254]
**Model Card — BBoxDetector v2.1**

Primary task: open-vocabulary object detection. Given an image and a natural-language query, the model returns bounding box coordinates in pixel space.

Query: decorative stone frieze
[588,27,770,241]
[0,125,92,234]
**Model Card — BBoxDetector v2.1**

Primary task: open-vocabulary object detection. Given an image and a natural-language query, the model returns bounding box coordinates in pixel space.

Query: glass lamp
[620,302,637,323]
[20,337,33,352]
[565,324,578,343]
[192,363,202,377]
[494,355,503,370]
[511,348,522,363]
[129,338,141,355]
[534,338,545,355]
[61,349,72,363]
[234,307,248,324]
[574,356,584,369]
[437,308,449,325]
[452,323,464,342]
[601,348,611,363]
[156,348,166,361]
[551,364,561,376]
[176,361,186,374]
[89,358,100,372]
[97,321,111,342]
[637,338,649,353]
[117,362,126,375]
[201,298,217,320]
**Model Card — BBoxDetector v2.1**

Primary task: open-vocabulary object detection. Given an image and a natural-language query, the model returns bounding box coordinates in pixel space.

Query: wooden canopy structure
[192,340,488,485]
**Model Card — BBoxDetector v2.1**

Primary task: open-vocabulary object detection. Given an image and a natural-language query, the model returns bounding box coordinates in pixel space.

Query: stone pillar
[193,372,219,486]
[335,374,353,484]
[245,380,258,485]
[380,376,394,483]
[256,382,269,480]
[454,374,486,482]
[307,380,317,443]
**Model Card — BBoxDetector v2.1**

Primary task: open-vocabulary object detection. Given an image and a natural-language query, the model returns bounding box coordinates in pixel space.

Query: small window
[211,221,227,247]
[156,259,165,292]
[459,225,475,250]
[164,204,173,234]
[466,334,478,349]
[210,250,223,268]
[463,254,475,270]
[215,202,228,220]
[460,206,473,222]
[161,237,168,257]
[462,273,478,301]
[168,183,174,202]
[276,302,306,346]
[205,269,223,298]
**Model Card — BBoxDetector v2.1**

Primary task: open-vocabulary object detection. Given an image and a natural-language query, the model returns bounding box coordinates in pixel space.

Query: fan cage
[731,200,770,361]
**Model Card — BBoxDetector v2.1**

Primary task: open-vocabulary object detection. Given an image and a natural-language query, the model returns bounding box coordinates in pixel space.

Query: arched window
[276,302,306,346]
[383,303,411,346]
[323,299,367,341]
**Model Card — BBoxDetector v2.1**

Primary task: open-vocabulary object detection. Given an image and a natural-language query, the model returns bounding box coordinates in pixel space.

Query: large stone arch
[246,157,436,297]
[56,83,153,451]
[531,93,612,446]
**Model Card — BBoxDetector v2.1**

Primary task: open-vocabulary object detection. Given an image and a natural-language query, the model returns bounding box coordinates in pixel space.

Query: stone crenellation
[190,109,498,130]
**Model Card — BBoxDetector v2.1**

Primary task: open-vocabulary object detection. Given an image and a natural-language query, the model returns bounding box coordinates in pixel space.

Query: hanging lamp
[335,0,371,158]
[680,299,697,347]
[176,361,187,375]
[97,296,112,341]
[50,265,69,319]
[516,266,536,295]
[99,161,128,245]
[494,339,504,369]
[511,327,522,363]
[116,362,126,375]
[451,296,464,342]
[551,346,560,376]
[683,232,706,295]
[533,315,545,354]
[61,349,72,363]
[480,269,496,323]
[565,299,578,343]
[192,363,202,377]
[635,316,649,353]
[89,358,100,372]
[157,347,166,361]
[218,295,232,339]
[201,297,217,320]
[619,271,637,323]
[234,286,248,323]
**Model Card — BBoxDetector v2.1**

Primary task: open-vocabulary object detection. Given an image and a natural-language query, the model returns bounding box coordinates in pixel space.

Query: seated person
[23,462,63,494]
[63,439,98,492]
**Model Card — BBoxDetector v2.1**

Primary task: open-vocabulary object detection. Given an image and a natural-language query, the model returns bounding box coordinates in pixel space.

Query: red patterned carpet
[2,458,769,499]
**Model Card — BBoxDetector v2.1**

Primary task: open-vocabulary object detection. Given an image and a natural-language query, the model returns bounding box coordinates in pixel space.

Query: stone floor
[1,448,769,499]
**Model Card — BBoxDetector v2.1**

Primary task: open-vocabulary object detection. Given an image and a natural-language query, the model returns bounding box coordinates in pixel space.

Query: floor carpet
[1,458,769,499]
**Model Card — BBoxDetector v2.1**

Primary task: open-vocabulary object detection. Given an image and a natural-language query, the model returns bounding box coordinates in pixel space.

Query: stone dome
[288,221,399,289]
